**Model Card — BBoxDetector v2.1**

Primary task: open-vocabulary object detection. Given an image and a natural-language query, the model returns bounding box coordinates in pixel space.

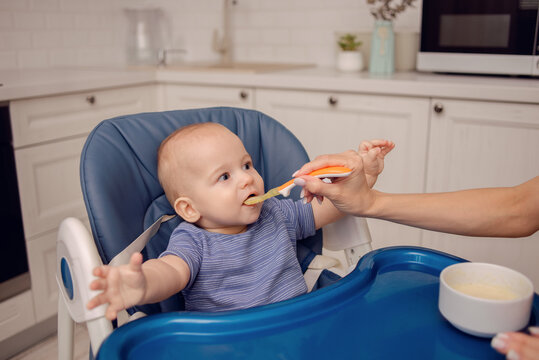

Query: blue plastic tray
[96,246,538,359]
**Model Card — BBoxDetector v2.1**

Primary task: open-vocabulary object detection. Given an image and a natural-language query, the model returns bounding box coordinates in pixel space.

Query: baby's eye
[218,173,230,182]
[242,162,252,171]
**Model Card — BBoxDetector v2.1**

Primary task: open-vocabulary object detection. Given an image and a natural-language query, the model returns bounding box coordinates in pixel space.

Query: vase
[337,51,363,72]
[369,20,395,75]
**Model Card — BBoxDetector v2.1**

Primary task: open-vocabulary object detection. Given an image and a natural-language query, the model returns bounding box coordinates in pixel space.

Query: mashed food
[451,283,519,301]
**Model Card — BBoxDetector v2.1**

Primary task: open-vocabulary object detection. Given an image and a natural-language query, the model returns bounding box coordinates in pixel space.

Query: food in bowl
[439,262,534,337]
[450,282,519,301]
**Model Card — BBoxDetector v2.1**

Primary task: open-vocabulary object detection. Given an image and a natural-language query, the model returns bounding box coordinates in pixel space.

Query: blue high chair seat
[80,107,328,316]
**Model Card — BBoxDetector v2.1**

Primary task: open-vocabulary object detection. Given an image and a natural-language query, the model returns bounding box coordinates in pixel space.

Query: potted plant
[336,33,363,72]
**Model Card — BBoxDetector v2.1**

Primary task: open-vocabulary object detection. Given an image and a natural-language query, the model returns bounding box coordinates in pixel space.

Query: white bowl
[439,262,534,337]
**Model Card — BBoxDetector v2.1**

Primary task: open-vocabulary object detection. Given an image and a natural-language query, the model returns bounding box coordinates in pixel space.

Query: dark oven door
[421,0,539,55]
[0,106,30,302]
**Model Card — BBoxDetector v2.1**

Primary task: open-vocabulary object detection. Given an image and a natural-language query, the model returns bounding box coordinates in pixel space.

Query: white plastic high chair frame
[56,214,372,359]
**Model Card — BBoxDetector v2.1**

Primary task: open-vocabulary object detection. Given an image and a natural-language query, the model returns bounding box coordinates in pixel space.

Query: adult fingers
[294,150,358,177]
[492,331,539,359]
[294,176,337,200]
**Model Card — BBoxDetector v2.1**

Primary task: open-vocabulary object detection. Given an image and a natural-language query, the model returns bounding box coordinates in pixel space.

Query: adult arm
[295,152,539,238]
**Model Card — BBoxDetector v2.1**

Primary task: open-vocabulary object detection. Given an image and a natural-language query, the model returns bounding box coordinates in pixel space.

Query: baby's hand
[358,139,394,188]
[87,253,146,320]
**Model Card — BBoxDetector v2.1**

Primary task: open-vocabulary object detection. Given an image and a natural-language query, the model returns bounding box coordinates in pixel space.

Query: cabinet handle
[328,96,338,106]
[433,102,443,113]
[239,91,248,100]
[86,95,96,105]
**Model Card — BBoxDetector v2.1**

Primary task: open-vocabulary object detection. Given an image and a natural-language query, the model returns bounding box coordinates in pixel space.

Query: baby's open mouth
[243,193,257,205]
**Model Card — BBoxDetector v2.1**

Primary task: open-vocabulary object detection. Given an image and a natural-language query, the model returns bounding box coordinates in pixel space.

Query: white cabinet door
[424,99,539,287]
[162,84,254,110]
[10,85,156,148]
[26,230,57,322]
[15,136,87,239]
[256,88,430,249]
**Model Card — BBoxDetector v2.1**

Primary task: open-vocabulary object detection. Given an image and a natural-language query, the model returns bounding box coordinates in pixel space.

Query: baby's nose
[240,171,254,187]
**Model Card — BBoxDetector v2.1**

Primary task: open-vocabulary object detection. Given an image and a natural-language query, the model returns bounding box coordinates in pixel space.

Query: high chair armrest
[56,217,107,323]
[56,217,113,357]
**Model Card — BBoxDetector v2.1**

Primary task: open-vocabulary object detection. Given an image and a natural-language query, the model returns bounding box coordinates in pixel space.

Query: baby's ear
[174,197,200,223]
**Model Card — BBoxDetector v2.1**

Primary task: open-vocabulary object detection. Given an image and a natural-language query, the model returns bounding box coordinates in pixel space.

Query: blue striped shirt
[160,198,315,312]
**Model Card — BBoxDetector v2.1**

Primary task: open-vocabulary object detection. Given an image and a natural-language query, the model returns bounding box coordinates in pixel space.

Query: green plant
[367,0,417,21]
[338,33,362,51]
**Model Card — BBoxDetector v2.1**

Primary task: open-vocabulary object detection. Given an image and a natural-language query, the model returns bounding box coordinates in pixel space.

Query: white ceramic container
[439,262,534,337]
[337,51,363,72]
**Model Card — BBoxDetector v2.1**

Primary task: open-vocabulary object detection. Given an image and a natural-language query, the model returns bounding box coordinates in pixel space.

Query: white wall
[0,0,422,70]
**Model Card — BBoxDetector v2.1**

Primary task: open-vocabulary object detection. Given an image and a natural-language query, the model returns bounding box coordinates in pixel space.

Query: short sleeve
[159,224,203,289]
[269,198,315,241]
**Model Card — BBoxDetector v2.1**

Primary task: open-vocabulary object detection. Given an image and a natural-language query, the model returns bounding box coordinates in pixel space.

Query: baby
[87,122,393,320]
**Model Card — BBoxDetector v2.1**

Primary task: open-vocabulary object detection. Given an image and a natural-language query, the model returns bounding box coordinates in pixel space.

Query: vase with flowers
[367,0,416,75]
[336,33,363,72]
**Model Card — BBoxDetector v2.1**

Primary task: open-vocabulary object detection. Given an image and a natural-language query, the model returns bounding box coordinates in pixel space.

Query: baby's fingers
[378,141,395,157]
[92,265,111,278]
[87,292,109,310]
[89,277,107,291]
[105,305,122,321]
[128,252,143,272]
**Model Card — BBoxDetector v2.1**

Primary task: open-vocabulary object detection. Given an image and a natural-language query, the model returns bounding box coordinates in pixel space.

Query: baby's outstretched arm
[87,253,190,320]
[358,139,394,188]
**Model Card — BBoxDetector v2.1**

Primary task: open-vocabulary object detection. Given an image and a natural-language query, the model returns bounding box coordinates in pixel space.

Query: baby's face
[180,126,265,234]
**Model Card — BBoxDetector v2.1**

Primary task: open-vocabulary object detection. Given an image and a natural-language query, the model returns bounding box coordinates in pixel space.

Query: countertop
[1,66,538,103]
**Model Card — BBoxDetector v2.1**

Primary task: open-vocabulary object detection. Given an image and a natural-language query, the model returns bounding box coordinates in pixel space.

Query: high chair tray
[96,246,538,359]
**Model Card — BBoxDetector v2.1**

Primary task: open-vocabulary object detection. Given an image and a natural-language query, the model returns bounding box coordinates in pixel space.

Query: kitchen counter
[156,67,539,103]
[1,66,538,103]
[0,68,155,102]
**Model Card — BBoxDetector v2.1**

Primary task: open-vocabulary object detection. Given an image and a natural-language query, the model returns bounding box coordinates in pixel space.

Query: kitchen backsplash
[0,0,421,70]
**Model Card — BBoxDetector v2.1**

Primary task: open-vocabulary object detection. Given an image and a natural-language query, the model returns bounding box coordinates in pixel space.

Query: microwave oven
[417,0,539,76]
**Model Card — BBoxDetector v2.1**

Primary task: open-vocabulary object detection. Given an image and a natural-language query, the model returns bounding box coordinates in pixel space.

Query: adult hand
[293,150,375,216]
[491,328,539,360]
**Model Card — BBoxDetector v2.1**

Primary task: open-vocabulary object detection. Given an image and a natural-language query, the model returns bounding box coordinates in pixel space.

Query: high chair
[56,107,373,359]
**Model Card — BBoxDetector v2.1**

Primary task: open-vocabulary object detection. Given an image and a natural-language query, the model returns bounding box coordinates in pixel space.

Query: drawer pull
[328,96,338,106]
[86,95,96,105]
[433,103,443,113]
[239,91,248,100]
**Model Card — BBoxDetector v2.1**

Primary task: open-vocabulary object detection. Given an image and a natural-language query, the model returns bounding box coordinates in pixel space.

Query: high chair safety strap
[109,214,176,266]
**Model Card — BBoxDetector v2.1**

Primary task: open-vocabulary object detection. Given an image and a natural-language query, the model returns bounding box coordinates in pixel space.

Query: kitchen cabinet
[15,137,87,239]
[256,88,430,249]
[422,98,539,287]
[3,85,156,343]
[161,84,254,111]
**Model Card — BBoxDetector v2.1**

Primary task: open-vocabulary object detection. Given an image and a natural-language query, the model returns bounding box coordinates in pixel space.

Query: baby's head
[157,122,265,234]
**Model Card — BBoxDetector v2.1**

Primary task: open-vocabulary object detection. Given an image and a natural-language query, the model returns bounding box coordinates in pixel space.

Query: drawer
[10,85,156,148]
[163,84,254,110]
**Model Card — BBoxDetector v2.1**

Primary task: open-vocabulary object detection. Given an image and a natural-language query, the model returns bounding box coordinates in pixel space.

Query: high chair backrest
[80,107,323,315]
